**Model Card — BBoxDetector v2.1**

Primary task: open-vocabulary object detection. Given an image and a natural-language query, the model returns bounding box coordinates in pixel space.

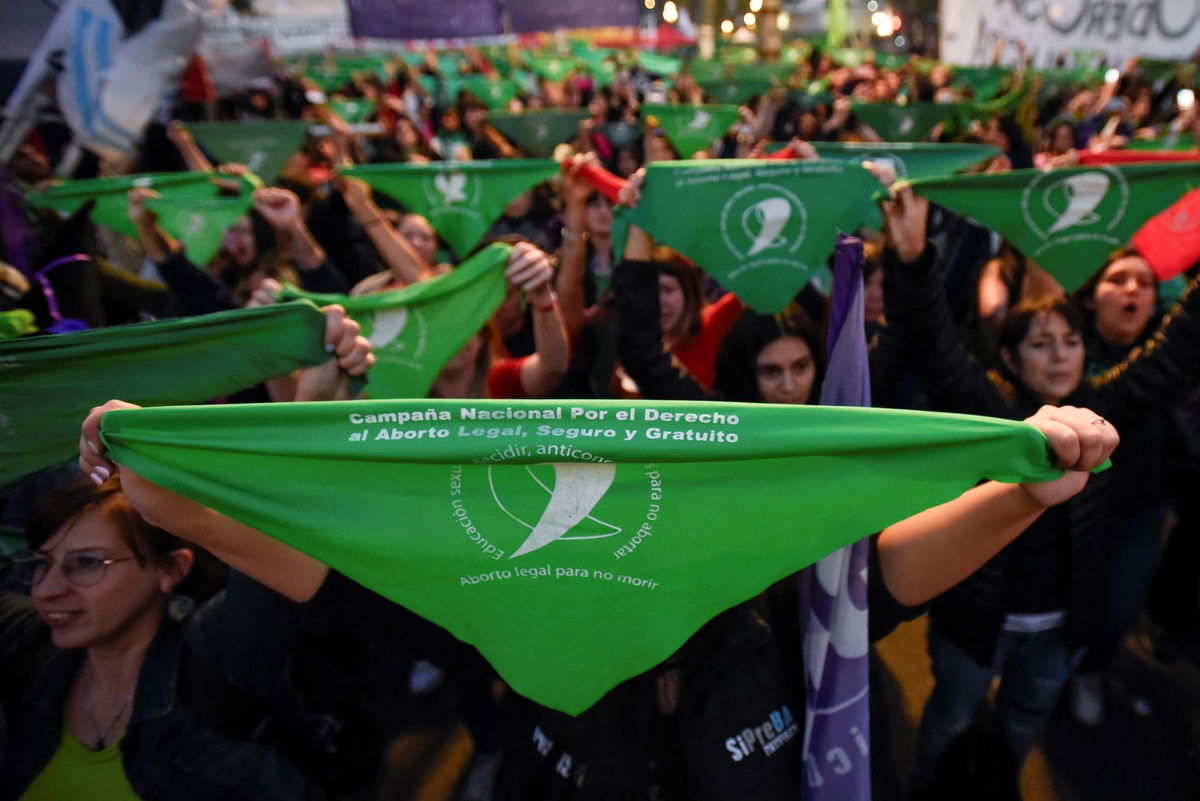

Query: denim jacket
[0,574,329,801]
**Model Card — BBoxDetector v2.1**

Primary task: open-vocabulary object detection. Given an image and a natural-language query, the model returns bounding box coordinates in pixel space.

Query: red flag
[1079,149,1200,165]
[562,156,626,204]
[1132,187,1200,280]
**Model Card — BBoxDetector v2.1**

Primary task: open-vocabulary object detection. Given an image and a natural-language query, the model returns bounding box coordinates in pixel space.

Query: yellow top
[18,720,139,801]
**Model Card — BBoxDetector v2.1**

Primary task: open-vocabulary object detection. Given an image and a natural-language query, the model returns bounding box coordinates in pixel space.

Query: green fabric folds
[459,76,519,109]
[698,78,773,105]
[0,309,36,340]
[907,163,1200,291]
[0,302,331,489]
[26,172,219,239]
[627,159,881,312]
[487,110,590,157]
[643,104,742,158]
[329,99,376,124]
[99,399,1064,715]
[186,121,312,182]
[952,65,1011,100]
[145,195,255,266]
[342,160,558,259]
[1127,133,1196,152]
[277,243,511,399]
[851,102,966,142]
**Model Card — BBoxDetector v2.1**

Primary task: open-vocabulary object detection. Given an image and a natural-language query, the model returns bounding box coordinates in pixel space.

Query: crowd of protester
[2,33,1199,801]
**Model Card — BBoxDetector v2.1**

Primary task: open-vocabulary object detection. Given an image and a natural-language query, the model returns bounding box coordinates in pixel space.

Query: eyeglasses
[9,550,137,589]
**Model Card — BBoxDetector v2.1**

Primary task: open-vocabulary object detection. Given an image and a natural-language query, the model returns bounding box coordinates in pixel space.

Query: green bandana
[145,195,255,266]
[809,142,998,228]
[99,399,1063,714]
[951,65,1011,100]
[907,162,1200,291]
[342,160,559,258]
[689,60,728,83]
[528,55,572,83]
[1127,133,1196,152]
[186,121,311,182]
[486,110,590,157]
[460,76,520,109]
[27,172,219,239]
[851,102,966,142]
[602,121,643,149]
[0,301,330,489]
[698,78,773,105]
[627,159,881,312]
[329,99,376,124]
[643,104,742,158]
[277,243,511,399]
[1034,67,1101,100]
[637,52,683,76]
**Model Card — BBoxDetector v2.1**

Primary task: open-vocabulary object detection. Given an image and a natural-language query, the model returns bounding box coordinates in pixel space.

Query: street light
[749,0,763,11]
[644,0,655,8]
[778,10,790,29]
[721,18,735,34]
[744,11,756,27]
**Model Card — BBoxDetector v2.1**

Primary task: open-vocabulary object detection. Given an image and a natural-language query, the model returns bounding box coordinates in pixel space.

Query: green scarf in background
[643,104,743,159]
[487,110,590,157]
[278,243,511,398]
[26,172,218,239]
[343,160,558,258]
[0,302,331,489]
[101,399,1064,714]
[906,162,1200,291]
[627,159,881,312]
[145,195,255,266]
[851,102,966,142]
[186,121,312,182]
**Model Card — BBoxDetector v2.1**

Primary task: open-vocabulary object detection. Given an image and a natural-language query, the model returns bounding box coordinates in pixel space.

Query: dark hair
[997,295,1085,366]
[713,306,825,403]
[654,247,704,342]
[25,475,211,598]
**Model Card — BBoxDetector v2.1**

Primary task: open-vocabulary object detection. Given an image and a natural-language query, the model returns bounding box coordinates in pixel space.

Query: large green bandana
[627,160,881,312]
[528,54,573,83]
[0,302,330,489]
[1034,67,1101,100]
[906,162,1200,291]
[26,172,219,239]
[145,195,255,266]
[486,110,590,157]
[186,121,312,182]
[342,160,559,258]
[1128,133,1197,152]
[277,243,511,399]
[643,104,742,158]
[99,399,1064,714]
[637,52,683,76]
[851,102,966,142]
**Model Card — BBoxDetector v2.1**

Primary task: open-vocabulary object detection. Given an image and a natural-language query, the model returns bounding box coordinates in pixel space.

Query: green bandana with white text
[99,399,1065,714]
[342,160,559,258]
[277,243,511,398]
[907,163,1200,291]
[643,104,742,159]
[487,110,590,157]
[0,302,331,489]
[146,195,255,266]
[187,121,311,182]
[627,160,882,312]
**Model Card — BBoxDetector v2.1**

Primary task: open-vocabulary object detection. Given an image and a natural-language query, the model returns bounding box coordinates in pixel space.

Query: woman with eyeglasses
[0,311,373,801]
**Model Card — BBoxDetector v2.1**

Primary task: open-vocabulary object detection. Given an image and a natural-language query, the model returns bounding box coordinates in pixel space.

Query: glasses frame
[11,550,138,589]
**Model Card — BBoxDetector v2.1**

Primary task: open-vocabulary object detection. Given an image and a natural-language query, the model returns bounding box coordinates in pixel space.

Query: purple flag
[347,0,502,40]
[505,0,640,32]
[799,234,872,799]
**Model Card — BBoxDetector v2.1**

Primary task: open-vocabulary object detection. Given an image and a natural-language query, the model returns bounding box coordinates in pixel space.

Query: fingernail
[90,472,104,485]
[325,342,336,353]
[95,465,111,480]
[87,440,100,454]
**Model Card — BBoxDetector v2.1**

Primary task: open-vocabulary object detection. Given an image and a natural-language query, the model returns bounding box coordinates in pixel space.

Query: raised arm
[77,307,373,602]
[876,405,1119,606]
[337,176,435,286]
[507,243,570,397]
